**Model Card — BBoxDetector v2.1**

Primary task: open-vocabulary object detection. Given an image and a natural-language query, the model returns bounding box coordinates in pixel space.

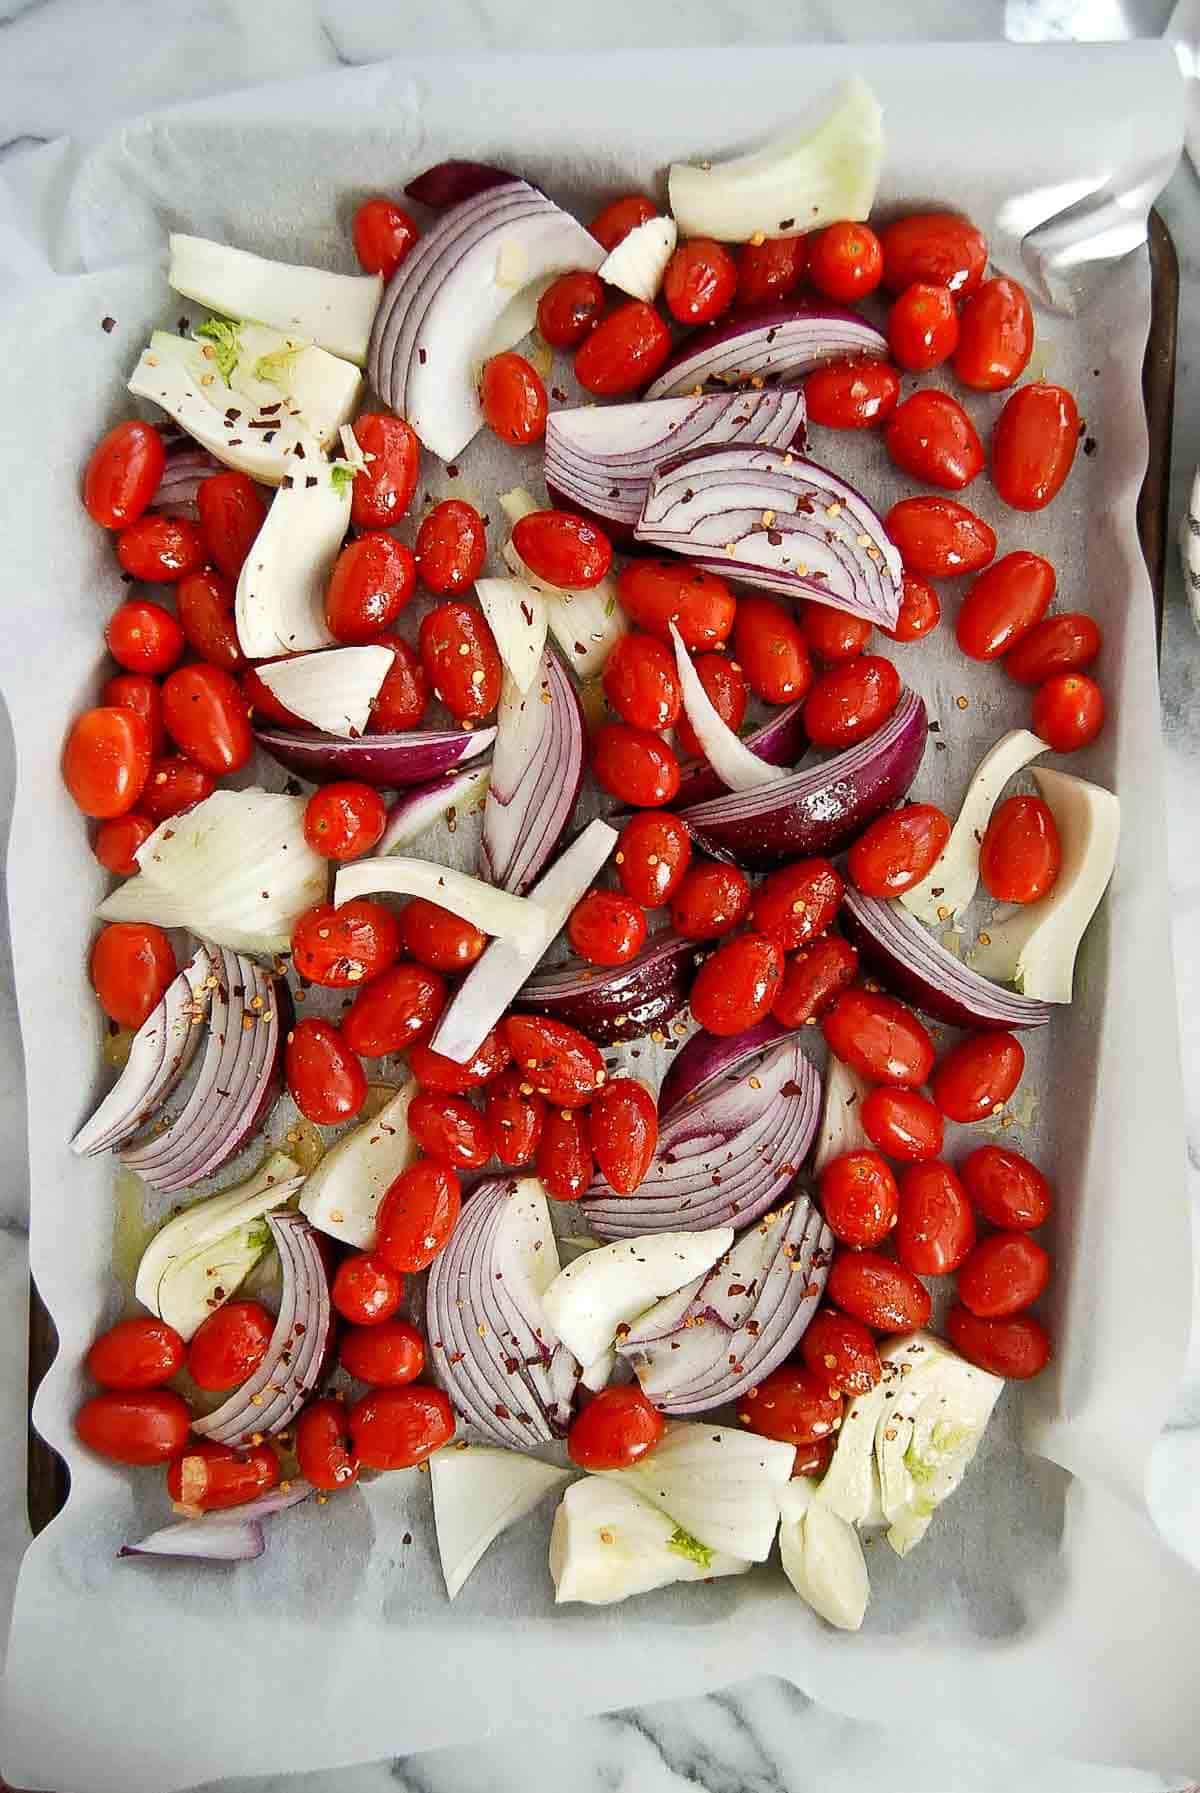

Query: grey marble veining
[1,3,1198,1790]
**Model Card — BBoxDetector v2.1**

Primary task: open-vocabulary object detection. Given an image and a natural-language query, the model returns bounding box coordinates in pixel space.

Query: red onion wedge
[480,651,585,895]
[425,1176,581,1447]
[637,443,902,629]
[404,161,521,209]
[120,1481,312,1564]
[254,724,496,789]
[192,1213,332,1443]
[378,764,491,855]
[616,1195,833,1413]
[149,434,222,521]
[657,1016,796,1121]
[72,947,215,1157]
[840,889,1053,1030]
[518,931,700,1045]
[682,685,927,870]
[544,390,806,533]
[644,300,887,402]
[582,1028,821,1239]
[673,700,807,808]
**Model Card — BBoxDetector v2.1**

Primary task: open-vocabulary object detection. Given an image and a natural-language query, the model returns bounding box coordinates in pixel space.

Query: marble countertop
[2,3,1199,1791]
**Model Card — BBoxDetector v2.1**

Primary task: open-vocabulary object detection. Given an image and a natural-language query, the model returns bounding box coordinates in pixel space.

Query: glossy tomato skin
[590,194,656,250]
[568,1385,664,1470]
[800,1308,881,1397]
[285,1018,367,1125]
[880,211,988,297]
[368,639,429,732]
[375,1162,461,1273]
[325,533,415,642]
[954,276,1034,390]
[958,1232,1050,1318]
[735,234,807,307]
[617,560,736,650]
[803,655,900,748]
[588,1077,657,1194]
[116,514,205,583]
[591,722,680,807]
[331,1253,404,1326]
[885,390,983,490]
[186,1300,274,1391]
[535,1106,593,1201]
[407,1091,493,1170]
[670,860,750,940]
[602,632,682,731]
[408,1028,512,1093]
[75,1389,191,1465]
[303,782,388,861]
[733,593,813,704]
[102,672,166,756]
[503,1014,605,1107]
[737,1365,843,1446]
[885,497,996,579]
[960,1144,1052,1230]
[931,1031,1024,1124]
[295,1397,360,1491]
[399,898,486,972]
[350,414,420,529]
[888,283,959,371]
[771,935,858,1026]
[567,889,647,966]
[177,568,242,672]
[826,1249,932,1332]
[1031,673,1104,752]
[291,899,401,988]
[419,601,502,720]
[1004,612,1101,685]
[980,794,1060,903]
[823,989,934,1087]
[340,1319,425,1387]
[512,510,612,589]
[105,599,184,676]
[957,550,1055,661]
[992,382,1080,511]
[197,471,266,582]
[848,803,951,898]
[881,573,941,643]
[84,421,165,529]
[353,196,418,278]
[689,932,784,1037]
[663,238,737,324]
[537,270,605,347]
[895,1161,975,1275]
[749,857,842,952]
[945,1305,1051,1379]
[861,1087,944,1163]
[166,1440,281,1510]
[480,351,548,445]
[89,922,176,1028]
[804,358,900,429]
[819,1149,899,1248]
[64,706,152,818]
[341,963,446,1055]
[86,1317,185,1390]
[616,811,692,907]
[574,300,672,397]
[93,812,155,876]
[415,500,487,596]
[140,754,214,822]
[161,663,253,775]
[807,222,883,301]
[349,1385,454,1470]
[798,601,872,663]
[485,1067,546,1166]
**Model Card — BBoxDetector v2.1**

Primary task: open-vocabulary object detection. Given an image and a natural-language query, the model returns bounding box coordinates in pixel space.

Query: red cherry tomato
[399,898,486,972]
[861,1087,944,1163]
[535,1105,593,1201]
[166,1440,280,1510]
[537,270,605,347]
[161,663,253,775]
[407,1091,493,1170]
[602,631,682,730]
[485,1067,546,1166]
[101,672,165,755]
[567,889,648,966]
[960,1144,1052,1230]
[375,1162,461,1272]
[84,420,165,530]
[295,1397,360,1491]
[350,414,420,530]
[979,795,1061,903]
[503,1014,605,1107]
[1031,672,1104,752]
[880,211,988,297]
[177,568,242,672]
[931,1031,1024,1124]
[75,1389,191,1465]
[847,803,951,898]
[186,1300,274,1391]
[285,1018,367,1124]
[749,857,843,952]
[690,932,783,1037]
[670,860,750,940]
[331,1253,405,1326]
[798,600,872,663]
[771,935,858,1026]
[512,510,612,589]
[675,656,748,762]
[64,706,152,818]
[735,234,808,306]
[408,1027,512,1093]
[946,1304,1051,1379]
[895,1161,975,1275]
[616,811,693,907]
[574,300,672,397]
[241,664,306,729]
[808,221,883,301]
[588,1077,657,1194]
[885,390,983,491]
[733,593,813,704]
[368,639,429,733]
[826,1249,932,1333]
[340,1319,425,1386]
[197,471,266,582]
[325,533,415,642]
[292,899,401,988]
[480,351,549,446]
[822,988,934,1087]
[418,600,502,721]
[93,813,155,877]
[415,500,487,595]
[957,551,1055,662]
[885,497,996,578]
[954,276,1034,390]
[804,358,901,429]
[738,1365,843,1446]
[86,1317,184,1390]
[591,194,657,250]
[802,655,900,748]
[349,1384,454,1470]
[992,382,1080,511]
[352,196,419,279]
[888,282,959,372]
[342,962,446,1057]
[617,560,736,651]
[819,1149,899,1247]
[116,514,205,583]
[663,237,737,324]
[567,1385,664,1470]
[881,573,941,642]
[105,599,184,676]
[592,722,680,807]
[1004,613,1100,686]
[958,1231,1050,1318]
[303,782,388,861]
[139,754,214,822]
[89,922,175,1028]
[800,1308,881,1397]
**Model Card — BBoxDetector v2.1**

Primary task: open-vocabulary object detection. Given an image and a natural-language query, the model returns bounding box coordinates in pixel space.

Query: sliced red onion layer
[254,724,496,789]
[404,161,521,209]
[72,947,215,1157]
[378,764,491,855]
[582,1031,821,1239]
[425,1176,581,1447]
[636,443,902,629]
[149,435,222,520]
[480,651,585,894]
[192,1214,332,1443]
[682,686,927,870]
[617,1195,833,1413]
[119,1481,312,1563]
[644,300,887,402]
[671,623,785,792]
[518,931,700,1044]
[544,389,806,532]
[840,889,1053,1030]
[673,701,807,809]
[657,1016,796,1122]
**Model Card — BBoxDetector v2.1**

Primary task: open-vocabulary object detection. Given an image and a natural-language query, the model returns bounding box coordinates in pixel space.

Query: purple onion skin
[645,298,888,397]
[657,1017,790,1121]
[403,161,521,209]
[254,726,494,789]
[517,936,700,1044]
[839,903,1051,1031]
[672,701,807,809]
[211,981,292,1168]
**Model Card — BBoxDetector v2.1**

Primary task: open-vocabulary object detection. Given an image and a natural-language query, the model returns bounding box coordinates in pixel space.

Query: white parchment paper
[0,39,1196,1792]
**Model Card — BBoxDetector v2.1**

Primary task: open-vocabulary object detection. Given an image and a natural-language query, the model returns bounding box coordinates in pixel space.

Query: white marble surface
[1,2,1199,1789]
